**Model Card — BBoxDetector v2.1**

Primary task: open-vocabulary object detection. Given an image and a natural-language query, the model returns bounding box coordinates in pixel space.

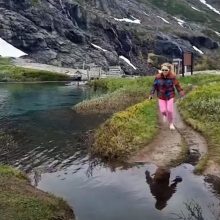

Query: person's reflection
[145,167,182,210]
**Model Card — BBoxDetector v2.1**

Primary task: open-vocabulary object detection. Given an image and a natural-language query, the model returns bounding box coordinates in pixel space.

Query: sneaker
[163,115,167,123]
[169,123,175,130]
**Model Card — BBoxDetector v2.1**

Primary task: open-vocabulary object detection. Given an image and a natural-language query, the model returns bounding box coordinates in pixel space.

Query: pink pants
[158,98,174,123]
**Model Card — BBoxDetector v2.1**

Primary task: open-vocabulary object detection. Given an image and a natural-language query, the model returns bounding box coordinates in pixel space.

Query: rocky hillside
[0,0,220,74]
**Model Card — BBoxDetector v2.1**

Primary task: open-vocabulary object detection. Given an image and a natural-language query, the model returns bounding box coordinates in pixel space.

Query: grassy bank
[92,100,158,161]
[178,81,220,173]
[0,58,70,82]
[0,165,74,220]
[76,77,158,161]
[74,77,154,114]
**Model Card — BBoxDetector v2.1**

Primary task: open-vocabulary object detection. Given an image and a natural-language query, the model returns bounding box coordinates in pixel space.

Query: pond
[0,82,220,220]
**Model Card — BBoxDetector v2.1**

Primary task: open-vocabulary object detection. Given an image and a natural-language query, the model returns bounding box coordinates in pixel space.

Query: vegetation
[74,77,158,160]
[92,100,158,160]
[0,58,70,82]
[0,165,74,220]
[74,77,154,114]
[178,80,220,172]
[194,54,220,71]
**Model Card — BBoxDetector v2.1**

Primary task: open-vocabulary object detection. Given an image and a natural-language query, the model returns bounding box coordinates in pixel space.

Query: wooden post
[191,53,194,75]
[182,53,185,77]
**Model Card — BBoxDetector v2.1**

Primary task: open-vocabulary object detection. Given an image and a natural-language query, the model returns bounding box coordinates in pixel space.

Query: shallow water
[0,83,220,220]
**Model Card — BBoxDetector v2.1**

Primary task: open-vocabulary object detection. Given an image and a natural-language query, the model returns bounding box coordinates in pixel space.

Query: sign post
[182,52,193,77]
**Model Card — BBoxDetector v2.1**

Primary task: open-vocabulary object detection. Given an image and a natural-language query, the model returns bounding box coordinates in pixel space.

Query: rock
[0,0,219,75]
[180,34,219,50]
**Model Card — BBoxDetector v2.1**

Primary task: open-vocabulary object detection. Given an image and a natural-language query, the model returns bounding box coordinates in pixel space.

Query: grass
[178,78,220,173]
[74,88,147,114]
[75,77,158,160]
[194,54,220,71]
[0,58,70,82]
[0,165,74,220]
[92,100,158,161]
[74,77,154,114]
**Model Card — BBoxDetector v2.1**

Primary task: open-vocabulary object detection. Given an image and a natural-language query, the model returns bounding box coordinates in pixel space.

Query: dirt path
[130,104,207,169]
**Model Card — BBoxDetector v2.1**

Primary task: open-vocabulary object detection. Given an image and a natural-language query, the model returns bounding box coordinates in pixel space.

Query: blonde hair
[161,63,175,75]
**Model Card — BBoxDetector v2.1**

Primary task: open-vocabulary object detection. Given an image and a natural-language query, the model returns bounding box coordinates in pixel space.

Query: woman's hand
[180,91,185,97]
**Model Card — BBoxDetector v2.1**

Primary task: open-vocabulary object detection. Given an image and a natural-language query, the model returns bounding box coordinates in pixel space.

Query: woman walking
[149,63,184,130]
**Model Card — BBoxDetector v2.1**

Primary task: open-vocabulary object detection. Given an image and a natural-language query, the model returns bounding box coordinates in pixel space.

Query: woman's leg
[158,99,167,117]
[167,98,174,124]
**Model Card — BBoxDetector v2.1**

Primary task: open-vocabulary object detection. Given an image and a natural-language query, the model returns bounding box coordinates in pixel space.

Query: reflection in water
[145,167,182,210]
[173,200,205,220]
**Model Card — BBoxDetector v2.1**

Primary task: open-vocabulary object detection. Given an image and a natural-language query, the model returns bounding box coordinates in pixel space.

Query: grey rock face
[0,0,219,74]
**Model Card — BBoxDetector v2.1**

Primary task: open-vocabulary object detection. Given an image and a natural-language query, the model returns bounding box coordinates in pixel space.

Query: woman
[149,63,184,130]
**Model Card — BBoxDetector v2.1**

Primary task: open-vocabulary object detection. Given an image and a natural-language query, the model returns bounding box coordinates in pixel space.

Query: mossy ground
[0,165,74,220]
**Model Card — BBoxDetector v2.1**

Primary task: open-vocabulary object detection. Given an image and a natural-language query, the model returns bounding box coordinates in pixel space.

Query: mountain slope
[0,0,219,74]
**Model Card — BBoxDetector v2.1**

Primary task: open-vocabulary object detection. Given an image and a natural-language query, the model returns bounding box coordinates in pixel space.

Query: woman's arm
[150,78,157,96]
[173,78,184,96]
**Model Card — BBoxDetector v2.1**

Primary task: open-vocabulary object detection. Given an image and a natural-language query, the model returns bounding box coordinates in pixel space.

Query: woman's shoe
[169,123,175,130]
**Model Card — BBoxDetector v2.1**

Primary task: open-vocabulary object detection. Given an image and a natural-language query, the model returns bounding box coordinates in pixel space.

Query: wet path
[130,104,207,168]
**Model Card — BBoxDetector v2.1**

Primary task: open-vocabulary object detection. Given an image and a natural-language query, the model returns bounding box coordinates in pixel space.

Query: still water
[0,82,220,220]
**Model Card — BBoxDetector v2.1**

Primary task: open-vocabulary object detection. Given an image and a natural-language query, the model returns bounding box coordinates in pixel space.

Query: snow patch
[114,17,141,24]
[157,16,170,24]
[119,56,137,70]
[173,17,185,27]
[199,0,220,15]
[143,12,149,16]
[91,43,107,52]
[191,6,201,12]
[0,38,27,58]
[214,31,220,37]
[193,46,204,54]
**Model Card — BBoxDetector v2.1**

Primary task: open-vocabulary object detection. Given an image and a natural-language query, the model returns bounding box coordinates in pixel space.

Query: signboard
[182,52,193,77]
[183,52,192,66]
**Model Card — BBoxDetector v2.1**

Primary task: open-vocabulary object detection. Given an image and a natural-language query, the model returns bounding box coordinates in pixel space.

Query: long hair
[161,63,176,75]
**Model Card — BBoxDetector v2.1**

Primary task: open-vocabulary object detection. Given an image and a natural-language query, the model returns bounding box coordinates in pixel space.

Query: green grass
[92,100,158,161]
[178,78,220,172]
[75,77,158,160]
[179,74,220,87]
[74,88,147,114]
[0,165,74,220]
[0,58,70,82]
[74,77,154,114]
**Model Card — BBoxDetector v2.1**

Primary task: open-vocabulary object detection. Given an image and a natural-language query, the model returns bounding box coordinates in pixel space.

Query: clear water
[0,83,220,220]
